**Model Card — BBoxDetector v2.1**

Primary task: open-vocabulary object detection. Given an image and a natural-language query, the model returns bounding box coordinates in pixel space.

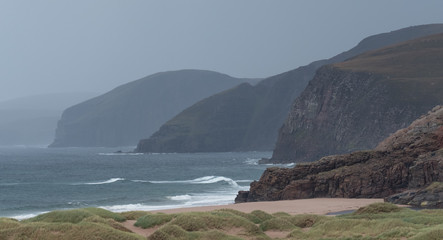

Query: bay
[0,146,291,220]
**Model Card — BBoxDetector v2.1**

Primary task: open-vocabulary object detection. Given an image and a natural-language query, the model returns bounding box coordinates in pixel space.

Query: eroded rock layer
[271,33,443,163]
[236,106,443,203]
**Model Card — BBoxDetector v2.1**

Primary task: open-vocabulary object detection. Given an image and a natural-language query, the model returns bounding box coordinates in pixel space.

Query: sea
[0,146,293,220]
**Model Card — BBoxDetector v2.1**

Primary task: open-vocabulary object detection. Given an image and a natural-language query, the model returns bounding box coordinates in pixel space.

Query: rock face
[137,24,443,153]
[50,70,255,147]
[385,181,443,208]
[270,32,443,163]
[236,106,443,203]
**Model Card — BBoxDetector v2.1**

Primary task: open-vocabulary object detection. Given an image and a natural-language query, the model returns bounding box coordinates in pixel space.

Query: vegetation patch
[3,203,443,239]
[82,207,126,222]
[134,213,174,229]
[216,209,262,224]
[0,218,21,229]
[353,202,403,215]
[260,217,295,231]
[288,214,328,228]
[424,181,443,192]
[167,212,259,234]
[249,210,273,223]
[23,208,126,224]
[24,209,95,224]
[0,220,144,240]
[120,211,150,220]
[272,211,291,217]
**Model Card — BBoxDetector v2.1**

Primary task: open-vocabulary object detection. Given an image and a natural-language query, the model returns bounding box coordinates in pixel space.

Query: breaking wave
[149,176,246,187]
[84,178,125,185]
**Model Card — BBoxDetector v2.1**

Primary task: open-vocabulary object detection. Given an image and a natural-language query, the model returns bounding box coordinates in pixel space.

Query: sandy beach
[150,198,385,215]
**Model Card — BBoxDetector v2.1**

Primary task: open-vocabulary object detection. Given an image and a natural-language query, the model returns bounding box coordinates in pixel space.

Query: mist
[2,0,443,101]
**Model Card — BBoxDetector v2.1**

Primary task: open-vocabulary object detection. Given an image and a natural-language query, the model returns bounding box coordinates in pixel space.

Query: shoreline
[6,198,385,221]
[149,198,385,215]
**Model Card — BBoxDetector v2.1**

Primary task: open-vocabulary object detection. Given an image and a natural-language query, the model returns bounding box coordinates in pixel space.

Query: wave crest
[150,176,243,187]
[84,178,125,185]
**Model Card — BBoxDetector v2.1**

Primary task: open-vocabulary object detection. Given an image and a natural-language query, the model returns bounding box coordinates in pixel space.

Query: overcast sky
[1,0,443,101]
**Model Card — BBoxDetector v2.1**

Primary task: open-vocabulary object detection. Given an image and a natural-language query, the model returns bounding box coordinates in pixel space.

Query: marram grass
[0,208,143,240]
[1,203,443,239]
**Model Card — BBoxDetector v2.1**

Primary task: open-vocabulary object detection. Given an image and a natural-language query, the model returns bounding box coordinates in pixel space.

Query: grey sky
[1,0,443,101]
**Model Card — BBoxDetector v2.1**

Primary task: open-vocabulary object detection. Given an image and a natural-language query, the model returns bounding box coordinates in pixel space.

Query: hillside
[136,24,443,153]
[271,32,443,163]
[236,105,443,203]
[50,70,255,147]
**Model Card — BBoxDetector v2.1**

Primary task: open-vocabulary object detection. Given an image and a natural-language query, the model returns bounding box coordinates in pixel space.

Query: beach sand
[150,198,385,215]
[123,198,386,238]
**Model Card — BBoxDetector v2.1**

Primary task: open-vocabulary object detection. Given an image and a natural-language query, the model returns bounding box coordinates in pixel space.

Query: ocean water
[0,146,290,220]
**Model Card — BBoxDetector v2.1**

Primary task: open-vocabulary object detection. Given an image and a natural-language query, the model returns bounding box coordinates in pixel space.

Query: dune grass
[120,210,150,220]
[134,213,175,229]
[0,208,142,240]
[23,207,126,224]
[2,203,443,239]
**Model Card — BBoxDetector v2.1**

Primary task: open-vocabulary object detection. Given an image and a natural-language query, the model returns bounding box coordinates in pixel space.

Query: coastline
[149,198,385,215]
[6,198,385,221]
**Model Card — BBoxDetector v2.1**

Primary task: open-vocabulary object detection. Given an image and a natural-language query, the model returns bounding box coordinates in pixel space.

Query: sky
[1,0,443,102]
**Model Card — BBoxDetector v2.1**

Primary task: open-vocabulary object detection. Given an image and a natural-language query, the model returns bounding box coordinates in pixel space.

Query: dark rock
[386,182,443,208]
[236,106,443,204]
[384,190,418,205]
[234,191,250,203]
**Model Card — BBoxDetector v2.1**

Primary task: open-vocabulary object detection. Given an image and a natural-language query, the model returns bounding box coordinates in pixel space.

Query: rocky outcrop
[137,24,443,153]
[236,106,443,203]
[270,32,443,163]
[385,181,443,208]
[50,70,255,147]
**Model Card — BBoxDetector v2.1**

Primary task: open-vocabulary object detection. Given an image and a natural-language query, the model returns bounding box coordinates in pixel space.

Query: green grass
[23,208,126,224]
[134,213,174,229]
[0,209,143,240]
[0,221,144,240]
[166,211,260,234]
[215,208,263,224]
[2,203,443,240]
[260,217,295,231]
[120,211,150,220]
[250,210,274,223]
[353,202,402,215]
[288,214,329,228]
[0,218,21,230]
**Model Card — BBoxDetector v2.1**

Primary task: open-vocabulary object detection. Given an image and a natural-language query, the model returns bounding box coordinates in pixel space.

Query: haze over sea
[0,147,291,220]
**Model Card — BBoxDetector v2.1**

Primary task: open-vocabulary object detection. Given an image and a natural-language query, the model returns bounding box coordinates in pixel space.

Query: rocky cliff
[137,24,443,153]
[270,32,443,163]
[50,70,255,147]
[236,105,443,203]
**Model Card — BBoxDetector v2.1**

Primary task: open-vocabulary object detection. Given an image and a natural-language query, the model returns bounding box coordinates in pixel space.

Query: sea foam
[84,178,125,185]
[149,176,243,187]
[101,192,242,213]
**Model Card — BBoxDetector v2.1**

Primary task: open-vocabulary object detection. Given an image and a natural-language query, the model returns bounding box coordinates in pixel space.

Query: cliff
[137,24,443,153]
[50,70,254,147]
[271,32,443,163]
[236,105,443,203]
